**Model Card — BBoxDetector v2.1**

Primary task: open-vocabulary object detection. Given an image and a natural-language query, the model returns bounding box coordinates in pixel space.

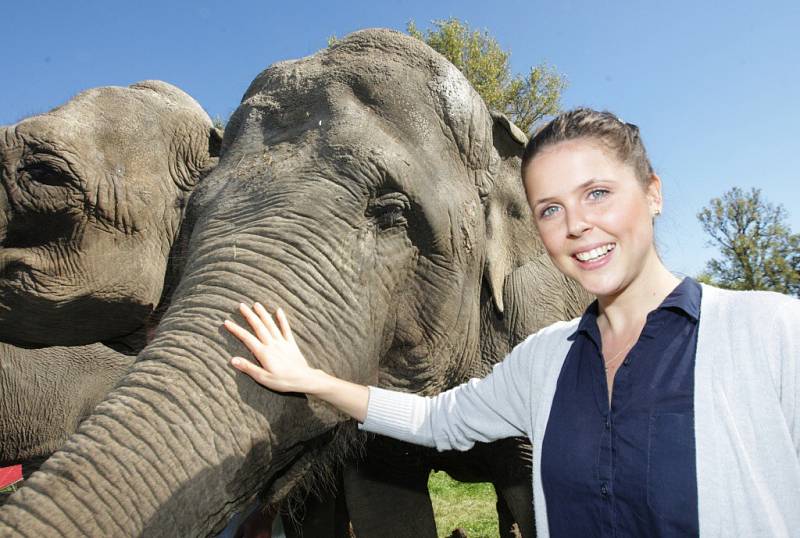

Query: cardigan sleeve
[359,337,538,451]
[775,295,800,457]
[754,290,800,459]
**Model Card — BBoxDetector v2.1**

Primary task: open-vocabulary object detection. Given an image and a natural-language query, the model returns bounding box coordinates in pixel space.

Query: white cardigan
[360,285,800,537]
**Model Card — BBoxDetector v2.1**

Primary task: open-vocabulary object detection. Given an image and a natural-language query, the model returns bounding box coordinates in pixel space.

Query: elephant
[0,79,222,350]
[0,29,590,537]
[0,81,222,489]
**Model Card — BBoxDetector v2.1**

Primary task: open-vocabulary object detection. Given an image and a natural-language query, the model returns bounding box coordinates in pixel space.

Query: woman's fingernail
[231,358,241,366]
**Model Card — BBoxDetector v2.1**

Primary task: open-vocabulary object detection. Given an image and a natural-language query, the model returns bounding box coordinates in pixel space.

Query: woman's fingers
[275,308,294,342]
[238,303,273,344]
[223,319,266,359]
[253,302,282,340]
[231,356,274,387]
[225,302,308,393]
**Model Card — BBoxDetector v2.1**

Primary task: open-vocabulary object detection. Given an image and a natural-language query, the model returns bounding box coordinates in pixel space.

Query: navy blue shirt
[541,277,701,537]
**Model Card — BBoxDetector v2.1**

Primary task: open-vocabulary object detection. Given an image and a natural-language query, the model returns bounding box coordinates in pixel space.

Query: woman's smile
[572,242,616,265]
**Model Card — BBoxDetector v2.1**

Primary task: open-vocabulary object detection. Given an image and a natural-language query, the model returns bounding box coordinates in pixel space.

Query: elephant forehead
[340,81,436,148]
[239,30,493,173]
[15,107,173,183]
[58,98,168,152]
[333,57,492,173]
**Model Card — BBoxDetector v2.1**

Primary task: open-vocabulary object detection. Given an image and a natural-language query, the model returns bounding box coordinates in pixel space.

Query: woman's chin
[570,272,625,301]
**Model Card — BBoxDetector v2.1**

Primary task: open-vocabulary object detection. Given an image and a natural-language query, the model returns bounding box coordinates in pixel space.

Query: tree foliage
[406,18,566,134]
[697,187,800,296]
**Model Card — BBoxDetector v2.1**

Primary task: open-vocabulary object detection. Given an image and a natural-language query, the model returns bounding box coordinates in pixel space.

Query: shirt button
[604,418,610,430]
[601,483,608,496]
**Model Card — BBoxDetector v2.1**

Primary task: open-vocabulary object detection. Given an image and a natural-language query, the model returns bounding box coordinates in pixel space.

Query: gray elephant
[0,29,589,537]
[0,79,222,349]
[0,81,222,487]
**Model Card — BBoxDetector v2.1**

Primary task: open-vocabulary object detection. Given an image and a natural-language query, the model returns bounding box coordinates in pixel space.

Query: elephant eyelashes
[18,161,67,187]
[367,192,410,229]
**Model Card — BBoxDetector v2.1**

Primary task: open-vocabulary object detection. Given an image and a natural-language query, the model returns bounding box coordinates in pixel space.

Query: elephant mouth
[257,424,362,511]
[0,248,31,281]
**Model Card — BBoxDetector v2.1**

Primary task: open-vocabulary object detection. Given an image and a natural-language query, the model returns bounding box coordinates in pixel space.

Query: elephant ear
[480,112,593,365]
[198,125,224,177]
[209,126,224,159]
[482,111,542,314]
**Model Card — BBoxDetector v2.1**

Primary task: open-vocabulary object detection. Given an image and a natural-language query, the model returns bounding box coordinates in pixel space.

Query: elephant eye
[18,161,66,187]
[367,192,410,229]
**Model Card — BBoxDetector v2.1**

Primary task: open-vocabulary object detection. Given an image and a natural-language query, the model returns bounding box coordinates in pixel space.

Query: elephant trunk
[0,200,377,537]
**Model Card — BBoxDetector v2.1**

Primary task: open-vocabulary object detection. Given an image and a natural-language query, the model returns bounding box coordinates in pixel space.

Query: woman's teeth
[575,243,615,262]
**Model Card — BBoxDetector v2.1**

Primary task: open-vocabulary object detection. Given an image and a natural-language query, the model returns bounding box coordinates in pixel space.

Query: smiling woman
[225,105,800,537]
[519,111,677,400]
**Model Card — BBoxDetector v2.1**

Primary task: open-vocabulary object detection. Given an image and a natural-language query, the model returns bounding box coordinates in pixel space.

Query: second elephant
[0,80,221,484]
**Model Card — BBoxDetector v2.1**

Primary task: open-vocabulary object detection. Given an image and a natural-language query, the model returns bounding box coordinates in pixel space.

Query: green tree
[697,187,800,296]
[407,18,566,133]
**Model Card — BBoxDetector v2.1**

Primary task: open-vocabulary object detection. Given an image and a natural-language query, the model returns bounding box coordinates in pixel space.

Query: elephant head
[0,81,223,347]
[0,30,588,536]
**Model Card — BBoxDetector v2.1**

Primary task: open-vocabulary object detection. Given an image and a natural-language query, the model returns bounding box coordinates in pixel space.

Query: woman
[223,108,800,536]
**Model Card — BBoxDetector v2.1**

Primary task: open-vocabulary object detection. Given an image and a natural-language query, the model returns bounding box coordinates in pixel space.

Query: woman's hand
[223,302,370,422]
[223,303,320,394]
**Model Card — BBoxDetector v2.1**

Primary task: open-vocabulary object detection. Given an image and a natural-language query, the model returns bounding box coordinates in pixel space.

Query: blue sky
[5,0,798,277]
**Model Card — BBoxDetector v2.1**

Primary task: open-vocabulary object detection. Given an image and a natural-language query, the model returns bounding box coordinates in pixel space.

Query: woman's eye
[540,205,560,219]
[588,189,609,201]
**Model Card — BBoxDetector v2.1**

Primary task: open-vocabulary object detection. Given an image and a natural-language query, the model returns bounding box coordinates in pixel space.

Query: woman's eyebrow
[533,178,606,206]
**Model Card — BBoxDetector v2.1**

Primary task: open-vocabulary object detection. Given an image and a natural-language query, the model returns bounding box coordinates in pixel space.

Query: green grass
[428,471,499,538]
[0,484,17,506]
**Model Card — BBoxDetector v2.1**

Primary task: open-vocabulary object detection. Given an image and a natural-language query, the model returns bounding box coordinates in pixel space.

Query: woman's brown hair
[521,108,655,187]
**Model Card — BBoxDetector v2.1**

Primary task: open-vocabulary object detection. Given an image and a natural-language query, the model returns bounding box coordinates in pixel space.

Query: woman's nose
[566,210,592,238]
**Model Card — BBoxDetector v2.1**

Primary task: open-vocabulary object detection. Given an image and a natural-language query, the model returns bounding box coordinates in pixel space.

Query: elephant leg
[496,492,518,538]
[436,438,534,537]
[494,482,534,538]
[343,441,437,538]
[283,476,351,538]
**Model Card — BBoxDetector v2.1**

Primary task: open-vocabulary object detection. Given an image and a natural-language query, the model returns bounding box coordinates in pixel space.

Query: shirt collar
[572,300,601,345]
[570,277,702,343]
[659,277,702,321]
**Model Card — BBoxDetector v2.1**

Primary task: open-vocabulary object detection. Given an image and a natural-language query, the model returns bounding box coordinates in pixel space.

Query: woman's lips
[572,242,616,270]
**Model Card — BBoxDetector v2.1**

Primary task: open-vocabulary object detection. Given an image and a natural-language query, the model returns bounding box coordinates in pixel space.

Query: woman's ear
[646,173,663,216]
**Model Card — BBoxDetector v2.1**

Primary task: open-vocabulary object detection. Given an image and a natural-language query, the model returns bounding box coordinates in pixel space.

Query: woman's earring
[653,208,661,217]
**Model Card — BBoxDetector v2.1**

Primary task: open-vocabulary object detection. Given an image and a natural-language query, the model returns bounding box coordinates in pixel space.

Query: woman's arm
[224,302,534,449]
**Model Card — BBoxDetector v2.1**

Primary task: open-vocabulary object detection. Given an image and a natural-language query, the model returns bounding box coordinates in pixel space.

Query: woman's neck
[596,254,681,336]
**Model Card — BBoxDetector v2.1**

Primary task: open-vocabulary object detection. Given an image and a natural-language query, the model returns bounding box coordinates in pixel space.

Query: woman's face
[523,138,662,299]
